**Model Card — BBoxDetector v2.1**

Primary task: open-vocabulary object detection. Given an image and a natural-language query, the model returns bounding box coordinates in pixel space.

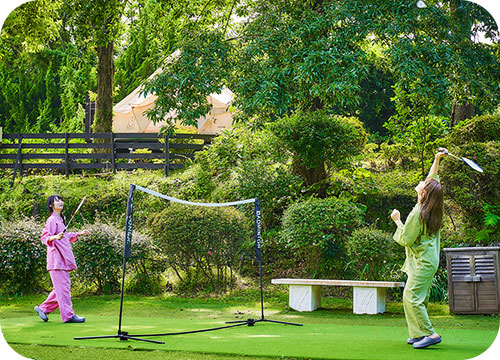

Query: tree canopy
[0,0,498,137]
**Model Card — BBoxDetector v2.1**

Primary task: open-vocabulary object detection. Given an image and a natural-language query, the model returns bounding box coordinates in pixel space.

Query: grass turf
[1,293,499,360]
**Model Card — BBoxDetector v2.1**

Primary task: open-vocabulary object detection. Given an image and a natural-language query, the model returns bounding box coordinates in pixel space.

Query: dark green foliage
[147,204,250,293]
[233,159,302,229]
[345,226,403,281]
[124,233,165,296]
[271,111,367,171]
[448,111,500,144]
[72,222,153,294]
[270,111,367,195]
[72,223,122,294]
[193,126,299,227]
[358,170,420,232]
[0,218,47,294]
[355,55,395,136]
[281,197,365,277]
[440,112,500,242]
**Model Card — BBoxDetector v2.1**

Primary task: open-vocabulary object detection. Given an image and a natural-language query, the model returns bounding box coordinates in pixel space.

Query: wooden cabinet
[444,247,500,314]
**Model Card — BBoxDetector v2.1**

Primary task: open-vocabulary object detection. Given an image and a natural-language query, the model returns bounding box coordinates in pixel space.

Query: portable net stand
[75,184,301,344]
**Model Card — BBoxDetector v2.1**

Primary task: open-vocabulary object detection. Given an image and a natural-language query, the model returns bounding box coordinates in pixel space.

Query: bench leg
[353,287,386,314]
[289,285,321,312]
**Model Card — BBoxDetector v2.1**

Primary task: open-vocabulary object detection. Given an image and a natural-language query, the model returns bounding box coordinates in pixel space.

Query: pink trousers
[39,270,75,322]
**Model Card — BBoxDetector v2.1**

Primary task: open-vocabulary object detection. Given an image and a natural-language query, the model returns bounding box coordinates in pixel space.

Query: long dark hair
[419,178,443,235]
[47,195,66,224]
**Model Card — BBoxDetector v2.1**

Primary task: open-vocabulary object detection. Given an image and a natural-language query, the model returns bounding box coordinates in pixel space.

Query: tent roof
[113,49,233,114]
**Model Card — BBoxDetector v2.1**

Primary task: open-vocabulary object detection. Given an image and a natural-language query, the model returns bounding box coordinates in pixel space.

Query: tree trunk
[450,103,474,128]
[94,41,114,133]
[292,158,328,197]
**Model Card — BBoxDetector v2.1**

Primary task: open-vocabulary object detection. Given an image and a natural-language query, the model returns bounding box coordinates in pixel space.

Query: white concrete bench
[271,278,405,314]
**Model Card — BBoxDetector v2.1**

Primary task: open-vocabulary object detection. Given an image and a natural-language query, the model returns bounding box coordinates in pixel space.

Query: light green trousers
[403,271,435,338]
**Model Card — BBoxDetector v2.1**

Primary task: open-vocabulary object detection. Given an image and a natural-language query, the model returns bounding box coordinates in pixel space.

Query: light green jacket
[393,175,441,276]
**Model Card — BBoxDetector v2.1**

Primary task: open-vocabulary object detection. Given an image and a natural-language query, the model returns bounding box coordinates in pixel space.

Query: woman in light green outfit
[390,148,447,349]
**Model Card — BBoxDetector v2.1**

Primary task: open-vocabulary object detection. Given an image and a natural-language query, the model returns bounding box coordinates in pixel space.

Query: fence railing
[0,133,215,179]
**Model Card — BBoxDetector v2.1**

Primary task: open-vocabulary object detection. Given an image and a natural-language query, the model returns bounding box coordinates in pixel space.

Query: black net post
[254,199,265,319]
[254,198,262,263]
[118,184,135,335]
[124,184,135,259]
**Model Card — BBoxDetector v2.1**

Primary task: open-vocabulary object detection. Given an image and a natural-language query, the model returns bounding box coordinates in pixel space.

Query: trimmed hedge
[73,222,156,294]
[281,196,365,277]
[345,226,403,281]
[440,112,500,243]
[147,203,251,293]
[0,218,47,294]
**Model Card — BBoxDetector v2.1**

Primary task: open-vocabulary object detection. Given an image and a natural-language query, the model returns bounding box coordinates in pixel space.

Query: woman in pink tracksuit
[34,195,89,323]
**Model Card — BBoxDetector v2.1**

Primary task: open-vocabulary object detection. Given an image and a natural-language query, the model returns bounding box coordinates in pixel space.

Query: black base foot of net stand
[75,185,301,344]
[74,331,165,344]
[226,318,302,327]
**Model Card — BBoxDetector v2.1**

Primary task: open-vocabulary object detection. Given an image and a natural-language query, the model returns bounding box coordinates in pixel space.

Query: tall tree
[114,0,184,102]
[0,0,65,133]
[144,0,373,125]
[371,0,499,125]
[142,0,239,133]
[67,0,126,132]
[370,0,499,174]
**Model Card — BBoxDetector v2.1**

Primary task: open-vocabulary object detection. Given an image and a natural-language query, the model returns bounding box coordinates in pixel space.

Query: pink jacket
[41,213,79,271]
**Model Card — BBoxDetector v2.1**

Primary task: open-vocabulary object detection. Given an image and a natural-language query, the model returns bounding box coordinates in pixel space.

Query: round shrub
[72,222,154,294]
[270,111,367,195]
[234,159,302,229]
[147,204,250,293]
[441,112,500,243]
[281,197,365,277]
[448,111,500,144]
[0,218,46,294]
[125,236,165,296]
[345,226,403,281]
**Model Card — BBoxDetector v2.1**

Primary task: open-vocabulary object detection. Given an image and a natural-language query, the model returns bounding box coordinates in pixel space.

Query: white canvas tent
[113,52,234,134]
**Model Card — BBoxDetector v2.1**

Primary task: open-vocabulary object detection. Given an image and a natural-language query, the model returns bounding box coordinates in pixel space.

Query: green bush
[234,159,302,228]
[0,218,47,294]
[440,112,500,243]
[448,111,500,144]
[281,197,365,277]
[195,125,287,182]
[190,125,300,228]
[72,222,154,294]
[379,142,415,169]
[345,226,403,281]
[125,231,165,296]
[358,169,420,232]
[270,110,367,195]
[147,204,251,293]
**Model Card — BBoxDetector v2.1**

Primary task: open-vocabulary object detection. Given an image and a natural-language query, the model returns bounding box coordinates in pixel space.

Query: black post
[65,133,69,177]
[111,132,116,173]
[254,199,265,319]
[118,184,135,335]
[226,198,301,327]
[11,133,22,187]
[164,135,170,177]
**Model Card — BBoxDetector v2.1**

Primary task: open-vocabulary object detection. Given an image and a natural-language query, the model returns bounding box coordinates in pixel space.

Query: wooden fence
[0,133,215,179]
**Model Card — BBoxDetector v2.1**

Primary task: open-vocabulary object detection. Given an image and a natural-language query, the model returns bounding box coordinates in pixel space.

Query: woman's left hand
[78,229,90,236]
[390,209,400,222]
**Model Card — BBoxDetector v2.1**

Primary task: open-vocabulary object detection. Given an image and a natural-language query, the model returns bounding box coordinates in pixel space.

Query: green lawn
[1,292,498,360]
